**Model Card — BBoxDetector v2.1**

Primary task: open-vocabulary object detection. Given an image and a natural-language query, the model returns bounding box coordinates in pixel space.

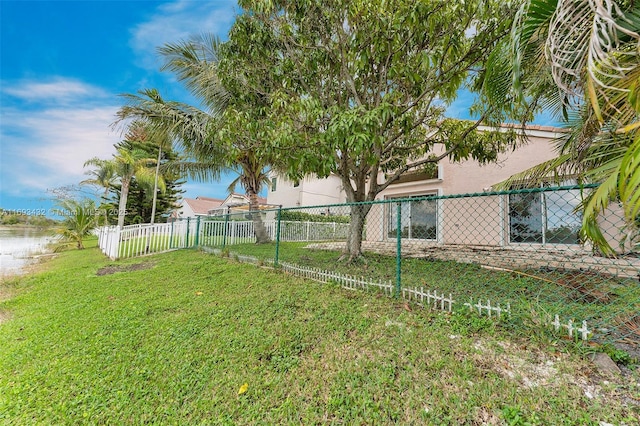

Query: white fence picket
[97,218,594,342]
[97,219,349,261]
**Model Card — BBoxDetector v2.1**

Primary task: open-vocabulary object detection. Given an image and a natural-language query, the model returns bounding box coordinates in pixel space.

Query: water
[0,228,57,276]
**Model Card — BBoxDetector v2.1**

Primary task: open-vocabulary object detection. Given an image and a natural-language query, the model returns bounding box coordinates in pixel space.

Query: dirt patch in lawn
[0,286,14,303]
[0,309,11,325]
[472,338,640,409]
[96,262,155,276]
[0,287,13,324]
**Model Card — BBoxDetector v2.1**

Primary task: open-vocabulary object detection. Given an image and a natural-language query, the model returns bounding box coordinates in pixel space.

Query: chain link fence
[99,185,639,347]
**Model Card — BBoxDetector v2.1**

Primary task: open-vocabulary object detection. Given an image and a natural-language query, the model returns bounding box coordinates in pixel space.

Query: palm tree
[136,126,172,225]
[487,0,640,254]
[80,158,116,225]
[90,123,161,228]
[226,154,272,241]
[117,34,273,243]
[55,198,99,249]
[114,155,159,228]
[149,145,165,225]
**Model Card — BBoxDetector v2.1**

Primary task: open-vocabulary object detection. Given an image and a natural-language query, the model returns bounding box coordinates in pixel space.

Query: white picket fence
[96,220,595,342]
[244,257,592,341]
[97,221,196,260]
[97,219,350,260]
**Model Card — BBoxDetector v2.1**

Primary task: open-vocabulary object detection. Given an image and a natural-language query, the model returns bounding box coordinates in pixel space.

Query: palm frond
[163,160,224,183]
[618,133,640,220]
[546,0,640,109]
[118,90,211,152]
[226,174,242,194]
[158,34,230,113]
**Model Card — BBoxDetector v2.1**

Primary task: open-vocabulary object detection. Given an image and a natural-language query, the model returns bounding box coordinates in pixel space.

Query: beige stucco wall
[177,202,196,218]
[266,175,302,208]
[267,174,346,208]
[378,127,564,200]
[300,175,346,206]
[440,195,506,246]
[370,127,563,246]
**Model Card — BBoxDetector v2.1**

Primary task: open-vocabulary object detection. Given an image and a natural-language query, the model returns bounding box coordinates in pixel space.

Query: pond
[0,227,58,277]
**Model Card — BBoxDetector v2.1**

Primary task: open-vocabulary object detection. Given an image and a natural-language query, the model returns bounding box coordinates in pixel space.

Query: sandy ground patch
[0,309,12,325]
[96,262,155,276]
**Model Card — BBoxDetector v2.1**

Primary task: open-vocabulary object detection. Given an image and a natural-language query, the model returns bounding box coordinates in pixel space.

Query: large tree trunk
[344,203,373,262]
[117,177,131,228]
[248,190,270,244]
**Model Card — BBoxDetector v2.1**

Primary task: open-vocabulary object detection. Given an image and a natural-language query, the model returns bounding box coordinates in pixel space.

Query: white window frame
[385,191,440,241]
[507,182,582,246]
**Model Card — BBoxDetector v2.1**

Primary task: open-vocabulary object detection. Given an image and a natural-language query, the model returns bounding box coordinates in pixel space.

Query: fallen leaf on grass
[195,291,203,296]
[238,383,248,395]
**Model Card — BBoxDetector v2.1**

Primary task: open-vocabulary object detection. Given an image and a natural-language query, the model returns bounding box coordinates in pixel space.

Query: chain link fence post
[169,220,174,249]
[185,217,191,248]
[396,201,402,299]
[195,216,200,247]
[275,206,282,266]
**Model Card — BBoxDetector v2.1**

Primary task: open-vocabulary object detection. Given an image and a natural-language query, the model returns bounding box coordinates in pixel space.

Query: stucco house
[175,196,225,219]
[267,125,630,253]
[267,173,347,208]
[206,193,270,216]
[176,194,271,219]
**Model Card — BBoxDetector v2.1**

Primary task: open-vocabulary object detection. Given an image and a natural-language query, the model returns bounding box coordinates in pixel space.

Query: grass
[216,241,640,343]
[116,235,255,258]
[1,240,638,424]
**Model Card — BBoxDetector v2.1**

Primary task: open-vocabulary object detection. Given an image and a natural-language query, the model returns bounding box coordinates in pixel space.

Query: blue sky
[1,0,240,214]
[1,1,557,217]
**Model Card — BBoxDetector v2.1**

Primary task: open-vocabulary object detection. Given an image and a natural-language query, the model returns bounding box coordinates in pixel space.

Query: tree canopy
[112,137,184,226]
[118,35,274,242]
[223,0,523,259]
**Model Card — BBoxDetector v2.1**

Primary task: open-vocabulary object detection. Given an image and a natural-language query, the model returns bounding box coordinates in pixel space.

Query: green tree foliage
[487,0,640,254]
[226,0,522,260]
[85,122,161,228]
[110,138,184,226]
[80,158,117,225]
[54,198,99,249]
[118,35,273,243]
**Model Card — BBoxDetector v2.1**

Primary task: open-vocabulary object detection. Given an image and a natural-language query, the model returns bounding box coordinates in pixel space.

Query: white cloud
[1,104,120,196]
[130,0,238,70]
[1,77,109,104]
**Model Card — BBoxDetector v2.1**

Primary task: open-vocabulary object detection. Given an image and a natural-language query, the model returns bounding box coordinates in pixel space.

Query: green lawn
[1,242,638,424]
[219,242,640,344]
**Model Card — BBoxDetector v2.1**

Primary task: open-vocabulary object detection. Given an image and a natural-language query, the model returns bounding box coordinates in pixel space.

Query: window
[508,185,582,244]
[271,177,277,192]
[387,194,438,240]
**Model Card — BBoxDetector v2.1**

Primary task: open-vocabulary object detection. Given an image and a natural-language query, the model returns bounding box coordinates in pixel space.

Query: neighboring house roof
[208,193,270,214]
[182,197,224,215]
[197,196,225,202]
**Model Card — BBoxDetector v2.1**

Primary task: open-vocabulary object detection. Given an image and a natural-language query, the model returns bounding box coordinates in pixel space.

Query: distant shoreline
[0,225,56,231]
